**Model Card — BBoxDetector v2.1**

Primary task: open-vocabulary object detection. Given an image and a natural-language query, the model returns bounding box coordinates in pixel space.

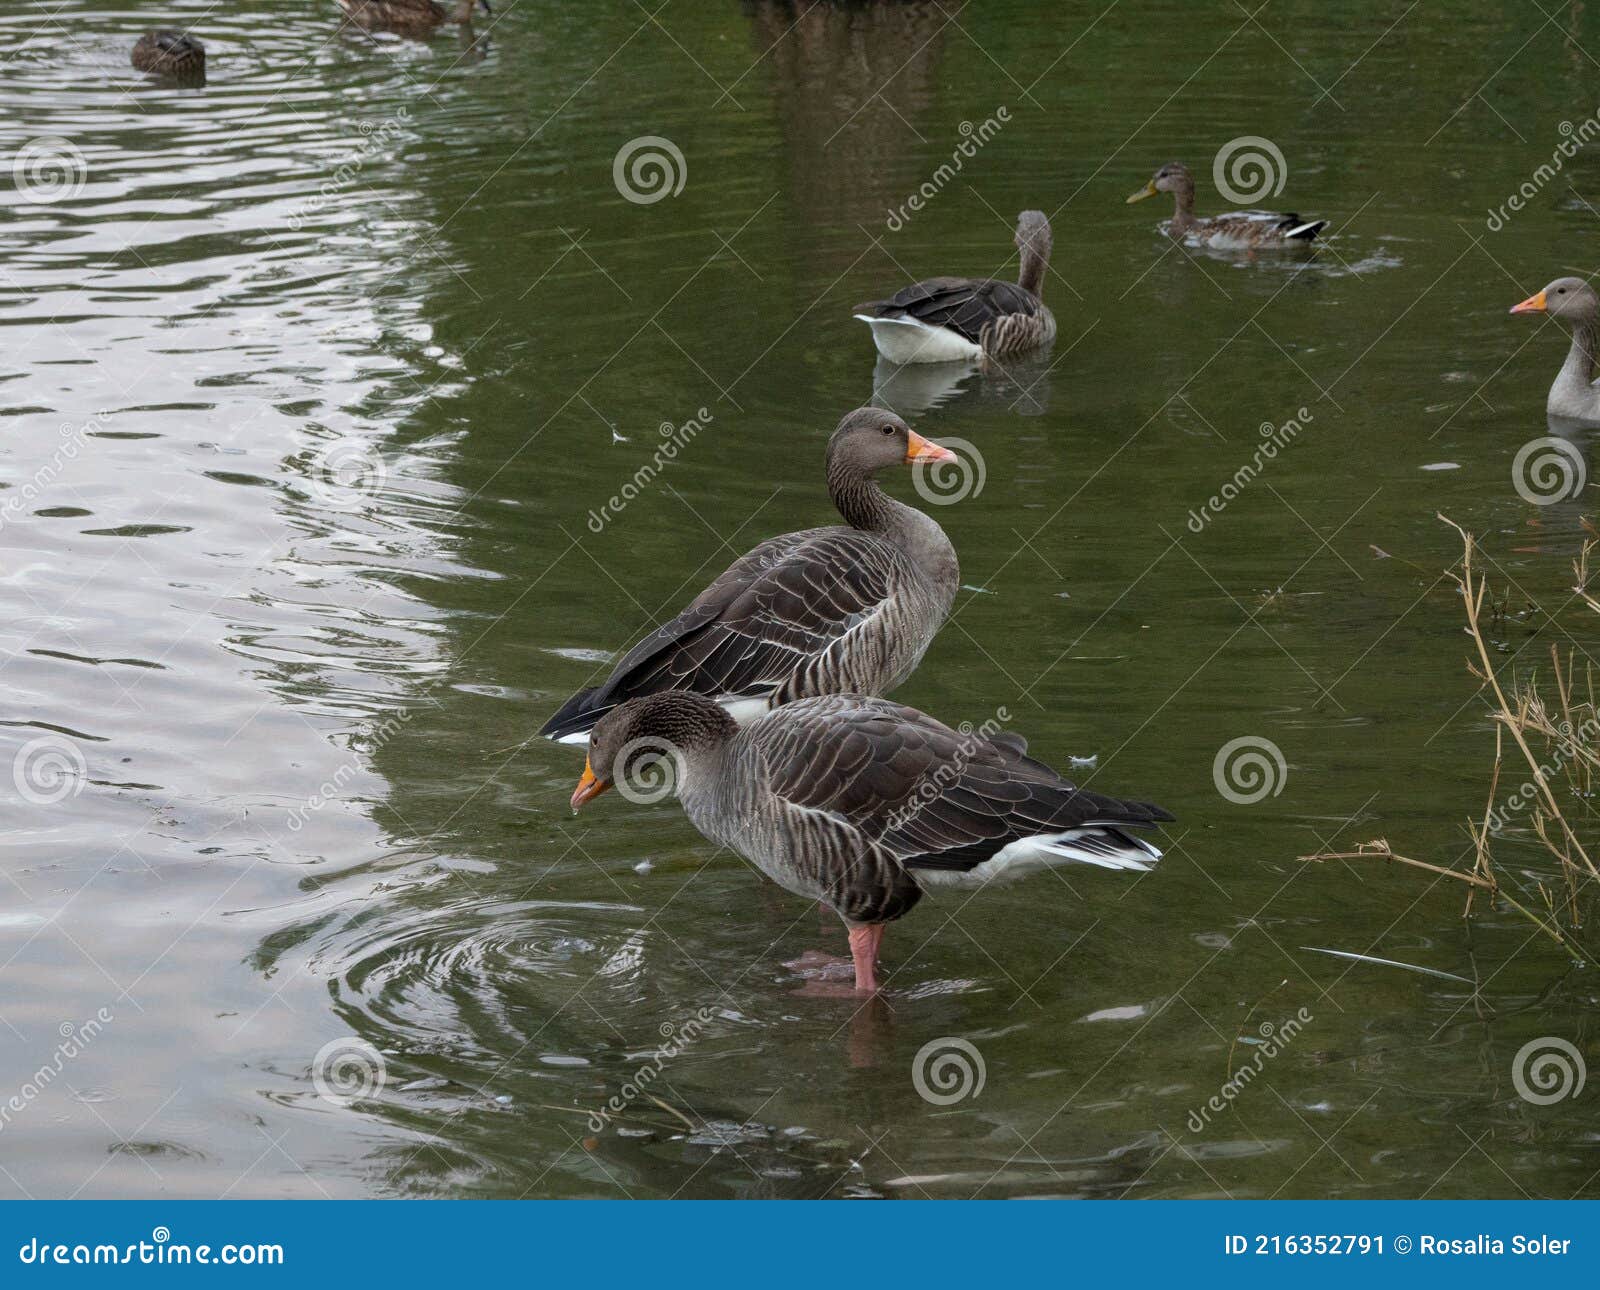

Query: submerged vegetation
[1304,514,1600,962]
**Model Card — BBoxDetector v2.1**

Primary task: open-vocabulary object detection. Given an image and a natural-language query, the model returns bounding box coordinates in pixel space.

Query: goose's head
[1127,161,1193,204]
[827,408,955,477]
[1014,209,1052,259]
[1511,276,1600,324]
[570,693,734,811]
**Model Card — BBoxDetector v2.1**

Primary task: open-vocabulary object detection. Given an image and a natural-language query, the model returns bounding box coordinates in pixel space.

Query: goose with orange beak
[541,408,962,743]
[1510,276,1600,423]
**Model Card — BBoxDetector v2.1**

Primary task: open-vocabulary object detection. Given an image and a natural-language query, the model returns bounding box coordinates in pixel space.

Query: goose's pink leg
[847,923,885,993]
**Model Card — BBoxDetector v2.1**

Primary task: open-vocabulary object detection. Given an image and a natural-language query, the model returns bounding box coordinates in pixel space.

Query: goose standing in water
[131,30,205,80]
[338,0,490,37]
[1510,277,1600,423]
[540,409,960,744]
[570,693,1172,993]
[1126,162,1327,250]
[853,210,1056,365]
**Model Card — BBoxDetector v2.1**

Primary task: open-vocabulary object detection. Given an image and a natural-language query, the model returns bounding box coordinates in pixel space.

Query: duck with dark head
[338,0,491,38]
[131,30,205,82]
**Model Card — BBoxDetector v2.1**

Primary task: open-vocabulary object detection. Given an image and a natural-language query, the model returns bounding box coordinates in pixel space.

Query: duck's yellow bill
[570,759,611,812]
[1509,289,1548,315]
[1126,182,1157,204]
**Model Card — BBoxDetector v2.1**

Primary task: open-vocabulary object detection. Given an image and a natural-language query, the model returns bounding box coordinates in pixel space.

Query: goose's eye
[1558,287,1568,294]
[880,425,895,435]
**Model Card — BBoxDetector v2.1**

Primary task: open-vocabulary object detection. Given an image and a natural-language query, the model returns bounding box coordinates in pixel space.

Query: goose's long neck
[828,463,959,602]
[1017,239,1048,297]
[452,0,478,20]
[1553,317,1600,410]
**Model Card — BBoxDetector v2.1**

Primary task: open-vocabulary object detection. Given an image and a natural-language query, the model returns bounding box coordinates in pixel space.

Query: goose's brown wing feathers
[755,697,1171,880]
[540,530,909,740]
[856,277,1044,345]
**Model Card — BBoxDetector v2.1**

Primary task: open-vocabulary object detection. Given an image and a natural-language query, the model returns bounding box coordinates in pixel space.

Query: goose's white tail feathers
[916,825,1162,889]
[855,315,983,365]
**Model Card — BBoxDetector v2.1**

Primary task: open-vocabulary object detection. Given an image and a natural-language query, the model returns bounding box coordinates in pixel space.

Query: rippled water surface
[3,0,1598,1198]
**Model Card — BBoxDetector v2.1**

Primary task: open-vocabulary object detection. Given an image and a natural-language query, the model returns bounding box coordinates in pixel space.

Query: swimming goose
[131,30,205,80]
[539,409,960,744]
[1510,277,1600,423]
[570,692,1173,993]
[338,0,489,37]
[1126,162,1327,250]
[853,210,1056,365]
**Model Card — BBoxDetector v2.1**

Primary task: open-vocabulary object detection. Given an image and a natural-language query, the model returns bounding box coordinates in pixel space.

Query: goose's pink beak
[570,759,610,812]
[1510,289,1548,315]
[905,430,956,464]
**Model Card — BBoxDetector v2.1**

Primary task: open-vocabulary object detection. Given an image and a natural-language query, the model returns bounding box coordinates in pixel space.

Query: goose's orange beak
[905,430,957,464]
[1510,289,1548,315]
[570,759,610,812]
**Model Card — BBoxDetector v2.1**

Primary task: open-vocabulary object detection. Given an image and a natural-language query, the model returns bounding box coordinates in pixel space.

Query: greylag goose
[338,0,489,37]
[539,409,960,744]
[1126,162,1327,249]
[570,692,1173,993]
[853,210,1056,364]
[131,30,205,79]
[1510,277,1600,422]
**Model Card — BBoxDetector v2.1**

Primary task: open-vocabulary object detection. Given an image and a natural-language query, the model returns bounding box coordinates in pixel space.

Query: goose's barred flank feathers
[539,411,959,743]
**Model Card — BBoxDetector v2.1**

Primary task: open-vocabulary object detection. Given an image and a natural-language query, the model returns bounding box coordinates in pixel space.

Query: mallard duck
[131,30,205,80]
[338,0,490,37]
[853,210,1056,364]
[1126,162,1327,250]
[539,409,960,744]
[570,692,1172,993]
[1510,277,1600,423]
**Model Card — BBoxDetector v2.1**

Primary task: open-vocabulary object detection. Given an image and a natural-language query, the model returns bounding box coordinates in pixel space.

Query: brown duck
[131,30,205,81]
[338,0,490,37]
[1127,161,1327,250]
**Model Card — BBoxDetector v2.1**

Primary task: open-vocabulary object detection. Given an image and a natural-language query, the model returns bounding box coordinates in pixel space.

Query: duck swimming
[338,0,490,38]
[131,30,205,81]
[1127,161,1327,250]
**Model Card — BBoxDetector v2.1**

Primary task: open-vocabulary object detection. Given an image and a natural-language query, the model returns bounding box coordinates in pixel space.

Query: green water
[2,0,1597,1199]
